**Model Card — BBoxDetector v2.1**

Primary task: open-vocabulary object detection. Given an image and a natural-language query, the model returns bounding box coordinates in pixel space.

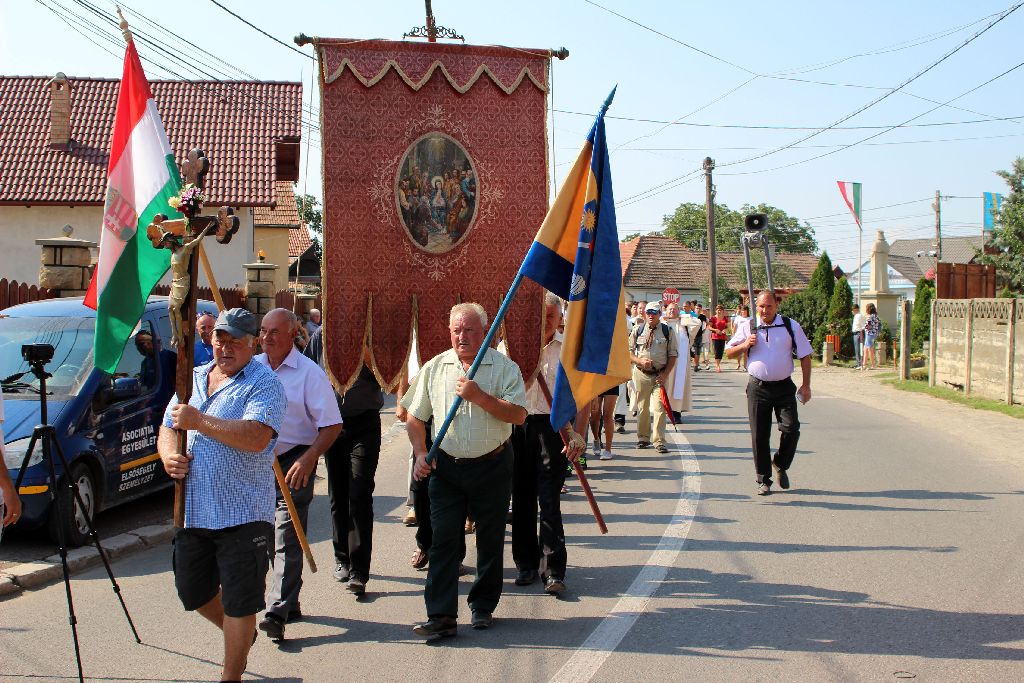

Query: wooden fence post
[1007,300,1017,405]
[964,299,974,396]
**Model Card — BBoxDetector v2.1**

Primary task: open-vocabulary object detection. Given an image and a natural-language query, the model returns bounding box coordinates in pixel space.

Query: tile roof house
[0,73,302,289]
[620,234,820,304]
[846,235,985,301]
[253,180,309,291]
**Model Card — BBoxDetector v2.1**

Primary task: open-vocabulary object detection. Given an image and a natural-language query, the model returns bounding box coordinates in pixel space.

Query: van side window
[116,322,157,393]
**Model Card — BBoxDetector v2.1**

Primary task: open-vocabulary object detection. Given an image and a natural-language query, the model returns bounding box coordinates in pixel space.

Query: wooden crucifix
[147,148,239,527]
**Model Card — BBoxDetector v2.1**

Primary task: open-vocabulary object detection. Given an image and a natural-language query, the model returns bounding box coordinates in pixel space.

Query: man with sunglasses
[726,291,813,496]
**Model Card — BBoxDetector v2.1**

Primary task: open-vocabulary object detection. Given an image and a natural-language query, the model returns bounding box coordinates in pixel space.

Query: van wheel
[48,462,97,548]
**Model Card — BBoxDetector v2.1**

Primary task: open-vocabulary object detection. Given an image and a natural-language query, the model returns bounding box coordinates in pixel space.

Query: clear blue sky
[3,0,1022,273]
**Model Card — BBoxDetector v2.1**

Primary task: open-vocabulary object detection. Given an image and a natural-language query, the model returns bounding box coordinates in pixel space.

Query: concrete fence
[929,298,1023,404]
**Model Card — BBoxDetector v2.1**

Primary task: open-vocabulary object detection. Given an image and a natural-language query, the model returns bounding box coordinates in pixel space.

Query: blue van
[1,296,218,546]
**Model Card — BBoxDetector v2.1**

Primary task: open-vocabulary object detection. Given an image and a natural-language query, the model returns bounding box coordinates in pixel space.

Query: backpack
[630,322,672,356]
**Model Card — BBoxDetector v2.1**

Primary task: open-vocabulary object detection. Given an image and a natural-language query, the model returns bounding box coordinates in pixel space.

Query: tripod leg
[49,436,142,644]
[40,427,85,683]
[12,431,40,490]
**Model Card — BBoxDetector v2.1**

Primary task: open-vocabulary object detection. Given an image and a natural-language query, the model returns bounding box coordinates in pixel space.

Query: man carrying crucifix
[157,308,285,681]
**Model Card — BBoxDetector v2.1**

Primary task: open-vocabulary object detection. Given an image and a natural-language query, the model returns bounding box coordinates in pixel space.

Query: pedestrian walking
[731,304,750,370]
[709,304,730,373]
[157,308,286,682]
[402,302,528,638]
[303,326,385,596]
[725,292,813,496]
[628,302,678,454]
[512,293,584,594]
[255,309,343,641]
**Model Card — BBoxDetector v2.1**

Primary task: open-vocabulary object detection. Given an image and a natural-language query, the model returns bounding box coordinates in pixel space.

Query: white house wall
[0,205,256,291]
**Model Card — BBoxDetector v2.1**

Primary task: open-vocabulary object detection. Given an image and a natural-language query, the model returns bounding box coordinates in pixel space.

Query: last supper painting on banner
[314,37,554,392]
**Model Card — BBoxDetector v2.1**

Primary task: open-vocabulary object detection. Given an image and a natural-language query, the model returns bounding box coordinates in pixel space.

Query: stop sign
[662,287,680,306]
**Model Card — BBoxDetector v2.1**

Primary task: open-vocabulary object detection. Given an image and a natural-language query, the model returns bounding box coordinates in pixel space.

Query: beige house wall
[930,298,1022,405]
[253,227,291,291]
[0,205,257,291]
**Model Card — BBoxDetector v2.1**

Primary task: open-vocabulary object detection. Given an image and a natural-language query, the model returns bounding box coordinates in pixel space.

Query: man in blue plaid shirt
[158,308,285,683]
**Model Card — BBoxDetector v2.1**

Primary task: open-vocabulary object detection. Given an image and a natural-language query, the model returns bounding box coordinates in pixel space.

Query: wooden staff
[198,244,318,573]
[535,374,608,534]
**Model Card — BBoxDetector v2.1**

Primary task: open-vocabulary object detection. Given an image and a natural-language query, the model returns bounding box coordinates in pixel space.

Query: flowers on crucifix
[168,183,206,223]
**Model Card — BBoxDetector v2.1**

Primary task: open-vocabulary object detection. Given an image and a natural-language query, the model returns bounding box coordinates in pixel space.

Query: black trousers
[424,444,513,619]
[745,376,800,485]
[511,417,569,580]
[324,410,381,579]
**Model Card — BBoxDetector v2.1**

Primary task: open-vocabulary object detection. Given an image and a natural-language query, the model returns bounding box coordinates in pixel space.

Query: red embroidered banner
[317,38,551,391]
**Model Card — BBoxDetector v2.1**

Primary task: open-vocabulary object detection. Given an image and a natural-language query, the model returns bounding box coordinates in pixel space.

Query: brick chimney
[48,72,71,149]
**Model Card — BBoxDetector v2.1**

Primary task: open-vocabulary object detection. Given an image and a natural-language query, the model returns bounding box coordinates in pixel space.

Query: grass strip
[883,378,1024,420]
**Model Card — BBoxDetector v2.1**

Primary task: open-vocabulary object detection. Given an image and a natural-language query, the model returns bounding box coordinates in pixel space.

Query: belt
[443,442,507,464]
[747,376,792,386]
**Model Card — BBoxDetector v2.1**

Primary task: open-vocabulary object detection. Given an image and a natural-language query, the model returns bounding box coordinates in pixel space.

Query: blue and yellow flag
[520,88,631,430]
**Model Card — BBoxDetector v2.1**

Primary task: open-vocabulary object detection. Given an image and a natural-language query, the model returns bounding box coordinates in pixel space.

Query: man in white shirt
[726,291,813,496]
[255,309,343,641]
[511,293,584,595]
[851,304,866,369]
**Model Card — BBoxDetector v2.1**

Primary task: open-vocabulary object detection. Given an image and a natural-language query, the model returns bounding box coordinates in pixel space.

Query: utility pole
[704,157,717,308]
[933,189,942,294]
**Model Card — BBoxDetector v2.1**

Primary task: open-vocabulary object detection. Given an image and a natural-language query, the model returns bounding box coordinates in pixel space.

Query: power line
[207,0,315,61]
[609,131,1024,153]
[583,0,756,75]
[65,0,322,144]
[719,56,1024,178]
[556,108,1024,131]
[716,2,1024,171]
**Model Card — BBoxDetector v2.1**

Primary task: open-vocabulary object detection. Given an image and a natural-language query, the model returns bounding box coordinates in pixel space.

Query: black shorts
[599,385,620,397]
[173,521,272,618]
[712,338,726,359]
[690,338,703,357]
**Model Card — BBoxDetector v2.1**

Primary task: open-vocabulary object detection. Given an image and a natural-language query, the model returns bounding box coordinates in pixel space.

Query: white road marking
[549,430,702,683]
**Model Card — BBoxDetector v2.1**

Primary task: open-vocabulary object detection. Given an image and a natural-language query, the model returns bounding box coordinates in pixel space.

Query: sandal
[411,549,428,570]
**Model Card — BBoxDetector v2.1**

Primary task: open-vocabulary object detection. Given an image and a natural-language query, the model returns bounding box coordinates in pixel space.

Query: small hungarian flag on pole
[837,181,862,231]
[84,38,181,373]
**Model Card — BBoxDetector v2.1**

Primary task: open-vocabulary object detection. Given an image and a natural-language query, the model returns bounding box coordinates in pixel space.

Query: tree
[910,277,935,353]
[731,259,799,292]
[779,251,835,357]
[740,203,818,254]
[976,157,1024,293]
[826,276,854,357]
[701,275,740,310]
[295,192,323,266]
[662,202,817,253]
[621,232,643,242]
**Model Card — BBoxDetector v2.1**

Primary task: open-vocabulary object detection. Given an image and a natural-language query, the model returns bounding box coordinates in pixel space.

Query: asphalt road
[2,369,1023,682]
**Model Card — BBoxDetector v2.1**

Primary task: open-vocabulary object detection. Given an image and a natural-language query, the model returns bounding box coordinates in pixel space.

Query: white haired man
[402,302,528,638]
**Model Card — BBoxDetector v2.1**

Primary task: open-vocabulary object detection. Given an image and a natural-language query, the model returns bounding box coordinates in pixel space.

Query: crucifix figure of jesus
[147,147,239,526]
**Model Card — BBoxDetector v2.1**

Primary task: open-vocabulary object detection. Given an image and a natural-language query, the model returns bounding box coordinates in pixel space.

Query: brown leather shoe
[411,549,428,570]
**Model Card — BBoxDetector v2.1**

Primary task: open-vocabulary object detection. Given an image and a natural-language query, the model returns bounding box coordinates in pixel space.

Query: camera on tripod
[22,343,54,365]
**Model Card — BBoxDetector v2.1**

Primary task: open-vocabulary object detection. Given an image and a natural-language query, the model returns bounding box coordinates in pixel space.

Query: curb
[0,523,174,599]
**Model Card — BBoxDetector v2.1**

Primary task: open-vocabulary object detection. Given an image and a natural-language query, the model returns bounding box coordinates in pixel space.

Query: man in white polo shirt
[255,308,343,641]
[726,291,813,496]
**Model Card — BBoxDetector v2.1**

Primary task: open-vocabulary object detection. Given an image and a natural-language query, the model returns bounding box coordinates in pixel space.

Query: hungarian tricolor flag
[836,181,862,231]
[84,40,180,374]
